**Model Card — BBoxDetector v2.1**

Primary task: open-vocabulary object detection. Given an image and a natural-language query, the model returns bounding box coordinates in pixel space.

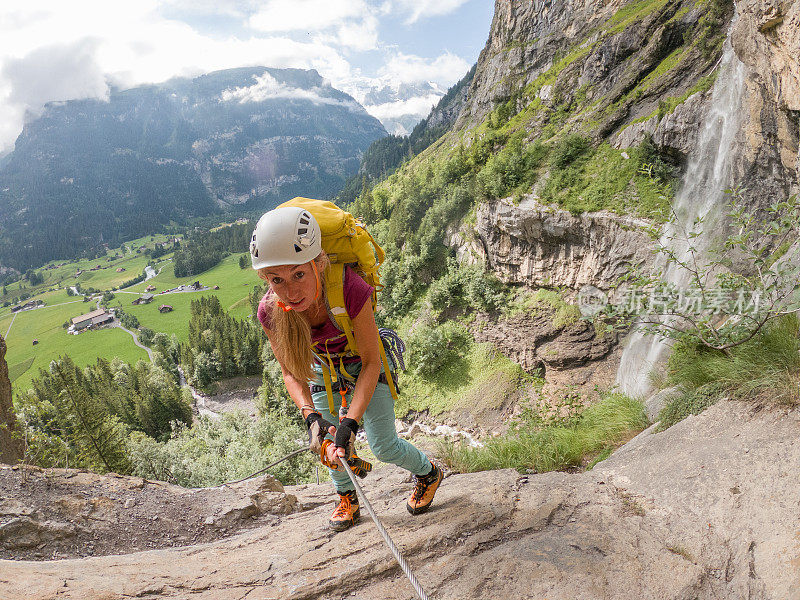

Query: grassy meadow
[123,254,257,343]
[3,238,259,392]
[4,300,150,392]
[0,234,181,317]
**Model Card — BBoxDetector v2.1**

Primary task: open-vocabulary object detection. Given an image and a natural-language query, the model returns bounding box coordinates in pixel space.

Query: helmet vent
[298,227,307,234]
[299,215,310,225]
[294,244,302,253]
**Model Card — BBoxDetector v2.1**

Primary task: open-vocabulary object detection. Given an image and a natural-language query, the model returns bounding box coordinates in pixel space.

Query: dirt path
[114,323,154,362]
[4,313,15,338]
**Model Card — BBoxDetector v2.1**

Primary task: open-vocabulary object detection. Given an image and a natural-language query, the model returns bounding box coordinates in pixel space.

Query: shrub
[428,261,509,316]
[664,313,800,410]
[550,134,590,169]
[127,411,316,487]
[409,321,472,378]
[656,389,718,431]
[477,137,548,200]
[138,327,155,347]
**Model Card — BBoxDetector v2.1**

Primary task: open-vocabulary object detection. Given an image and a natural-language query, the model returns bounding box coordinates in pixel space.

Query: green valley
[2,237,258,392]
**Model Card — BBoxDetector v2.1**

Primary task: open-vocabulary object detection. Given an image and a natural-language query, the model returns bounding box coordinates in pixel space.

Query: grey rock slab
[1,401,799,598]
[644,385,683,422]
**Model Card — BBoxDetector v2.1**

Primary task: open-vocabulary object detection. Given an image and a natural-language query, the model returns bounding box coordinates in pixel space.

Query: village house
[159,304,173,313]
[12,300,45,312]
[70,309,114,333]
[132,293,154,305]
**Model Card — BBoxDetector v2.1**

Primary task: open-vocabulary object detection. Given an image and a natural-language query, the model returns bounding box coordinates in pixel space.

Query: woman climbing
[250,205,443,532]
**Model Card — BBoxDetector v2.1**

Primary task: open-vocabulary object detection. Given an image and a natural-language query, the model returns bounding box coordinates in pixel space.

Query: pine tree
[50,357,131,474]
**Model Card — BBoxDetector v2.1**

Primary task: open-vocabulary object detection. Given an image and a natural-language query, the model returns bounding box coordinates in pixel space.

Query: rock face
[473,311,618,375]
[728,0,800,220]
[0,334,23,465]
[1,400,798,599]
[450,0,798,297]
[613,89,711,156]
[0,466,299,560]
[458,0,725,136]
[474,197,656,292]
[457,0,625,128]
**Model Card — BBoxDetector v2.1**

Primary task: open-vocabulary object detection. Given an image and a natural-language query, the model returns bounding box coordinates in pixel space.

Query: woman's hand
[334,418,359,461]
[305,412,336,454]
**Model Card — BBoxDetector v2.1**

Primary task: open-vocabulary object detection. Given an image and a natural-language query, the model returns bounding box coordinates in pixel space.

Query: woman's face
[263,261,318,312]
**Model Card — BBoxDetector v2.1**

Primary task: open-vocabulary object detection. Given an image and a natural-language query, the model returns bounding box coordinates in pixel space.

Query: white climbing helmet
[250,206,322,270]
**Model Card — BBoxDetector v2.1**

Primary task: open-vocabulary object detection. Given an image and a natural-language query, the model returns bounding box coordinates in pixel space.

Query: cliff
[0,335,23,465]
[448,0,799,294]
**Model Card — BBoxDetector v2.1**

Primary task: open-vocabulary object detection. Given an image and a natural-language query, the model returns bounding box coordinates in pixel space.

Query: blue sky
[0,0,495,151]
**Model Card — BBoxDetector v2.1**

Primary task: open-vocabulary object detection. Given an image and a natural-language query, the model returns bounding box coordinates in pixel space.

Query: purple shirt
[258,266,374,361]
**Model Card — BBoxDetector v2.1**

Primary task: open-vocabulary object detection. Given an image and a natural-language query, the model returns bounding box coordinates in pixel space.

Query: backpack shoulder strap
[323,262,399,400]
[325,262,358,354]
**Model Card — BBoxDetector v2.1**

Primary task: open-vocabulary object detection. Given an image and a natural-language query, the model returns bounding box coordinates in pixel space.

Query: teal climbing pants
[310,360,431,493]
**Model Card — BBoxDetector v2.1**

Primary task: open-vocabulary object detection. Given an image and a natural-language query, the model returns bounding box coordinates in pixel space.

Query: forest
[172,224,252,278]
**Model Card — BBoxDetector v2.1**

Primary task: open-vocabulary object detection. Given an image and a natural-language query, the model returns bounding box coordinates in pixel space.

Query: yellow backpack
[277,197,399,410]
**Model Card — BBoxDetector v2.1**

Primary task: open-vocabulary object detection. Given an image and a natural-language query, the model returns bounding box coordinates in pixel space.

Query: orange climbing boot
[329,490,360,532]
[406,463,443,515]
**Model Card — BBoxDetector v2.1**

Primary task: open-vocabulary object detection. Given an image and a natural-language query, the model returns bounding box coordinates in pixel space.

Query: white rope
[339,457,430,600]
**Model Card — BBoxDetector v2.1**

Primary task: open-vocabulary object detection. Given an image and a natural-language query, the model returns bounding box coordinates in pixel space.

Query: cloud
[391,0,470,23]
[379,51,469,86]
[220,71,360,110]
[364,93,440,120]
[2,40,109,109]
[0,1,480,151]
[0,1,363,152]
[249,0,379,51]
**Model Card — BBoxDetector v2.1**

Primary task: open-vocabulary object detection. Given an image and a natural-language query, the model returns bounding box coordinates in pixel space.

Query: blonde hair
[258,252,330,382]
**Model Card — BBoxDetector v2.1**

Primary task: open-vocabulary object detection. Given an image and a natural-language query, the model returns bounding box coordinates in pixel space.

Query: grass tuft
[440,392,647,474]
[657,314,800,429]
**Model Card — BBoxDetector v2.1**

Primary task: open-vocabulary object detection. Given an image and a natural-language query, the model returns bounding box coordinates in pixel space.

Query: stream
[177,366,221,421]
[175,367,483,446]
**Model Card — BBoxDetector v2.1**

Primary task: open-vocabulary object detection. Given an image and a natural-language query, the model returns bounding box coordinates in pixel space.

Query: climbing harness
[338,455,430,600]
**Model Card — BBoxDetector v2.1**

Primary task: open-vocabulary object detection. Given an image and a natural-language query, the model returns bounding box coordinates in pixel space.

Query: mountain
[360,80,446,135]
[336,65,476,206]
[0,67,386,271]
[443,0,799,299]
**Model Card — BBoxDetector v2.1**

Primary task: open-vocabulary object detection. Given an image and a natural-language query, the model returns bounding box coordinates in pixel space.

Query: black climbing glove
[305,412,335,455]
[334,417,359,461]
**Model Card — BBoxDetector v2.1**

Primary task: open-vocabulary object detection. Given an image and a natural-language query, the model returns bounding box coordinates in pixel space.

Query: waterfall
[615,21,747,399]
